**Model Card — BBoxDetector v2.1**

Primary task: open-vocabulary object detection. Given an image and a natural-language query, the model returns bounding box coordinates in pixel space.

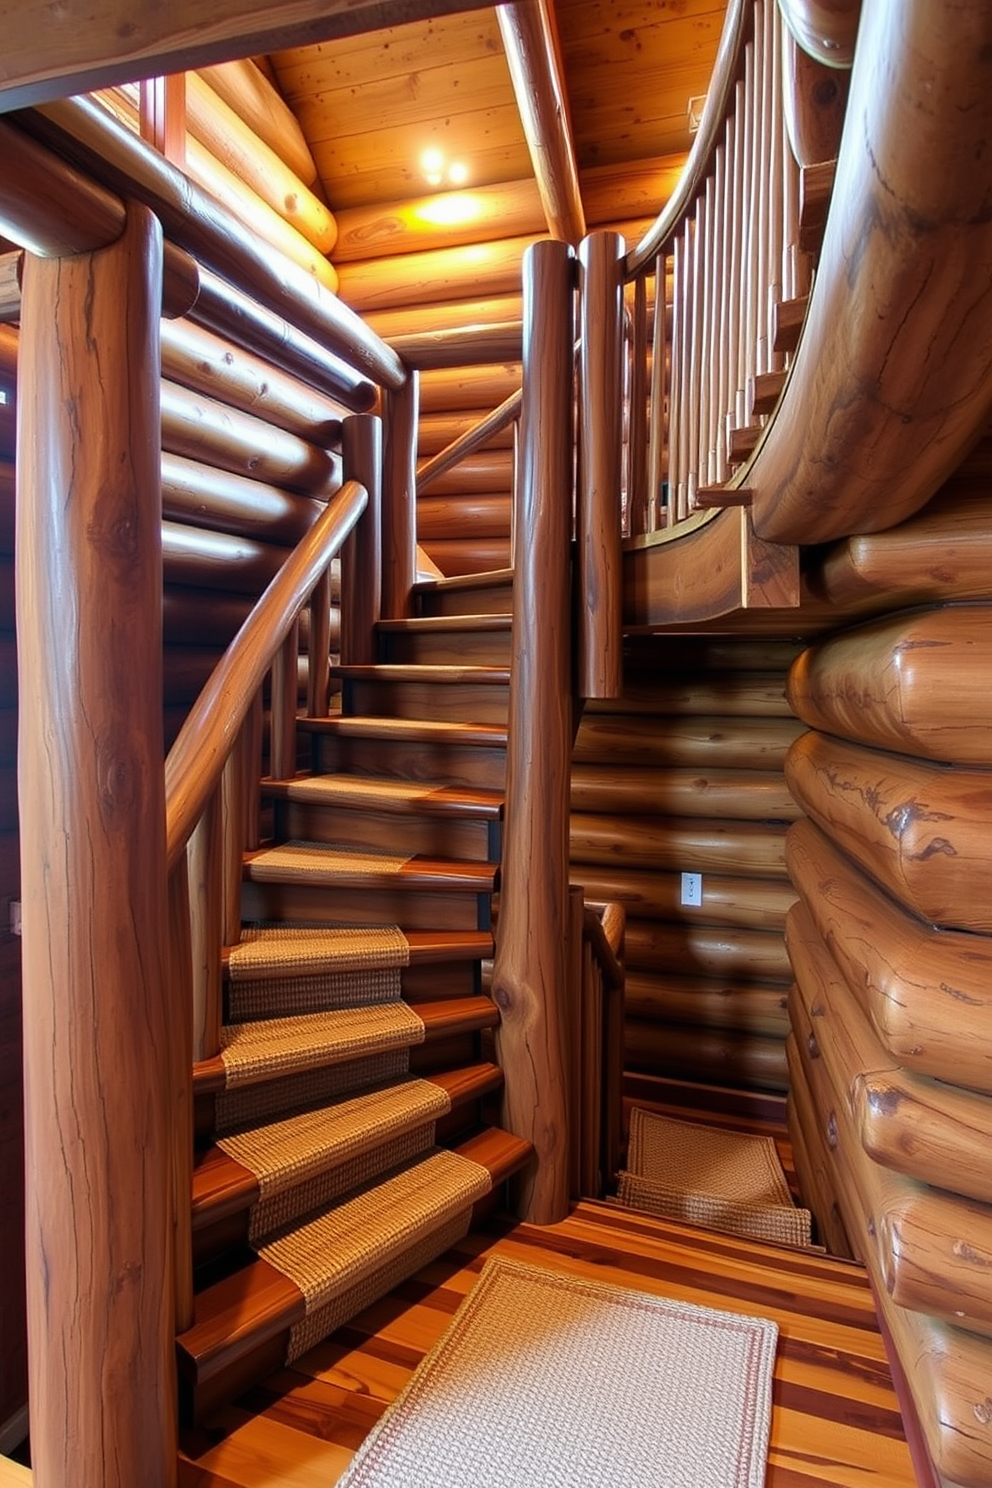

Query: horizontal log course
[787,606,992,766]
[570,763,799,821]
[789,979,992,1343]
[366,294,523,344]
[336,235,544,313]
[419,364,522,416]
[807,469,992,611]
[787,899,992,1207]
[573,713,805,769]
[163,586,251,647]
[568,864,797,932]
[584,672,793,718]
[418,411,517,457]
[162,521,288,595]
[416,451,514,496]
[570,813,789,878]
[161,380,341,497]
[625,1018,789,1092]
[787,817,992,1095]
[786,729,992,933]
[625,971,790,1039]
[625,635,806,674]
[421,537,512,577]
[162,454,325,547]
[334,179,547,262]
[160,318,344,443]
[390,322,523,370]
[417,495,511,542]
[196,59,319,187]
[625,919,793,983]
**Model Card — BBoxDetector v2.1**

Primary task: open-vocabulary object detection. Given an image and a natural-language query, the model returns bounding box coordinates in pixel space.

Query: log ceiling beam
[0,0,492,113]
[496,0,586,245]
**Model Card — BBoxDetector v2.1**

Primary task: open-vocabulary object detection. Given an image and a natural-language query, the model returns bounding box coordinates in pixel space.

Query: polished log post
[17,205,176,1488]
[341,413,383,664]
[577,231,624,697]
[492,238,574,1223]
[382,372,418,620]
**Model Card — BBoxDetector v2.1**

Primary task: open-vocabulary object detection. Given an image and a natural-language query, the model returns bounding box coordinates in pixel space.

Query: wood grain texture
[786,729,992,932]
[18,205,177,1488]
[491,240,574,1224]
[197,58,319,186]
[787,606,992,765]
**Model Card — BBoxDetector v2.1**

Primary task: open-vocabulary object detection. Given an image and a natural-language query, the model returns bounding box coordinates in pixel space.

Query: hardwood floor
[178,1197,917,1487]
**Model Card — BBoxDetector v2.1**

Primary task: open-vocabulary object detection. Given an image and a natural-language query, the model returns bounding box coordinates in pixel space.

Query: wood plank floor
[177,1198,916,1487]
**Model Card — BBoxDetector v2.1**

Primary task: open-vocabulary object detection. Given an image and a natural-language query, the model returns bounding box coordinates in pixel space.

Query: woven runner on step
[228,966,403,1023]
[248,841,412,880]
[219,1003,425,1088]
[258,1148,491,1360]
[216,1050,411,1134]
[230,925,410,977]
[620,1110,812,1248]
[336,1255,778,1488]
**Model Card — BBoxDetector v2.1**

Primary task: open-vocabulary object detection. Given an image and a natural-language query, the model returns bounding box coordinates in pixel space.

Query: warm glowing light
[420,147,445,175]
[447,161,469,186]
[425,172,443,186]
[416,193,483,228]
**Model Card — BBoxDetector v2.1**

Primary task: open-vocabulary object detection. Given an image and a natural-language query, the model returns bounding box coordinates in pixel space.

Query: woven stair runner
[257,1147,492,1361]
[617,1110,813,1248]
[216,1050,411,1134]
[217,1078,453,1243]
[247,841,413,882]
[219,1002,425,1088]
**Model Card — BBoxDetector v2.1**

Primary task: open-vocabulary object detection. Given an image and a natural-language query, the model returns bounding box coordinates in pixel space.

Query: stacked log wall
[569,634,805,1093]
[0,335,25,1440]
[785,440,992,1486]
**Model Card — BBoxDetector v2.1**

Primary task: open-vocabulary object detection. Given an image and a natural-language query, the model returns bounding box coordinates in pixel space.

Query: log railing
[567,892,625,1200]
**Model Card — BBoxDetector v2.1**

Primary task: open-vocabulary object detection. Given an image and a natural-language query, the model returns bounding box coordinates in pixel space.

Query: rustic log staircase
[176,570,531,1423]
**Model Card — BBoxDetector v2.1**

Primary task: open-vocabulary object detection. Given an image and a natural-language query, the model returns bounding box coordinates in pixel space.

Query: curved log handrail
[625,0,750,278]
[778,0,860,68]
[165,478,367,871]
[583,901,625,991]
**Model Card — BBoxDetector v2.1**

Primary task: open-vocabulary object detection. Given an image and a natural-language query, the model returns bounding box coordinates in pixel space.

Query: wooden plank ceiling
[267,0,727,220]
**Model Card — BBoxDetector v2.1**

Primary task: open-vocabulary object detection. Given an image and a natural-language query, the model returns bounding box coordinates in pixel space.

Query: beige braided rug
[617,1109,813,1248]
[336,1255,778,1488]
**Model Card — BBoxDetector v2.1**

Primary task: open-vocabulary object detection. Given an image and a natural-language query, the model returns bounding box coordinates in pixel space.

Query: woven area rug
[336,1255,778,1488]
[617,1110,813,1248]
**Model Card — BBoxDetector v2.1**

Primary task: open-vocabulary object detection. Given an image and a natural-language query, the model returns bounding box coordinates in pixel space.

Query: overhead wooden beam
[0,0,494,112]
[496,0,586,244]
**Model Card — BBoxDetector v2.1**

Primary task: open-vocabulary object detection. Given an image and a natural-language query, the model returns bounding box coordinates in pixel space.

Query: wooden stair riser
[341,676,510,726]
[413,574,513,618]
[311,731,507,790]
[274,798,500,864]
[378,623,512,667]
[240,879,492,931]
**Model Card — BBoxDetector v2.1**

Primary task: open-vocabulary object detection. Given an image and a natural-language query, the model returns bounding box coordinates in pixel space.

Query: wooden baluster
[140,73,186,167]
[492,238,574,1226]
[628,273,649,535]
[668,233,684,517]
[767,0,785,373]
[244,690,263,850]
[686,200,704,510]
[756,0,772,378]
[696,177,714,492]
[706,169,723,486]
[717,120,736,486]
[166,858,195,1335]
[269,617,299,781]
[648,250,668,527]
[727,83,747,458]
[18,203,177,1488]
[188,785,223,1062]
[341,412,383,666]
[567,884,584,1200]
[307,567,332,717]
[746,23,763,411]
[221,721,248,948]
[381,371,419,620]
[577,230,624,695]
[736,49,755,432]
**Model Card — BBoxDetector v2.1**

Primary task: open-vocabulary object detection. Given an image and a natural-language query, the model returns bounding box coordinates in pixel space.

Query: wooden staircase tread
[376,614,513,634]
[413,566,513,597]
[222,928,494,971]
[244,841,497,892]
[301,715,508,747]
[191,1063,506,1227]
[178,1127,532,1385]
[334,664,511,685]
[192,996,500,1094]
[263,774,504,819]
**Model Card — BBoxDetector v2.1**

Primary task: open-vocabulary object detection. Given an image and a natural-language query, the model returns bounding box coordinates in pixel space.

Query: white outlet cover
[680,872,703,907]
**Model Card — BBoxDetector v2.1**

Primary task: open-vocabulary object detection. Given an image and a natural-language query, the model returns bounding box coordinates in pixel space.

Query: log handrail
[165,478,367,871]
[583,901,625,990]
[417,388,522,493]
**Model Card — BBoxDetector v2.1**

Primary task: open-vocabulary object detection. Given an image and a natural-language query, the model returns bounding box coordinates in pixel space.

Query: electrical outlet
[680,872,702,908]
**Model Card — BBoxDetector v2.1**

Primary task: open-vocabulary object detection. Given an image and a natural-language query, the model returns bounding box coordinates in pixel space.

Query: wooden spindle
[755,0,772,377]
[382,372,419,620]
[307,567,332,717]
[17,203,176,1488]
[269,619,299,780]
[668,233,684,515]
[577,230,624,696]
[492,238,574,1226]
[686,201,704,509]
[767,0,786,372]
[220,723,248,947]
[188,786,224,1062]
[717,118,738,485]
[628,273,649,534]
[647,251,668,526]
[341,412,382,665]
[166,857,195,1334]
[700,172,718,487]
[745,25,762,404]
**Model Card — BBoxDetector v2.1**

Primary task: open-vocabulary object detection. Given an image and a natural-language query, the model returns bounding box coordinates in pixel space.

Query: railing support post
[341,413,383,664]
[381,373,418,620]
[492,238,574,1224]
[17,204,177,1488]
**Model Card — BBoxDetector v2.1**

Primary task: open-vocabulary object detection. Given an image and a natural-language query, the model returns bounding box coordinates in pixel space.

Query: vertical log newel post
[492,238,574,1225]
[577,231,624,697]
[17,204,177,1488]
[341,413,382,664]
[381,373,418,620]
